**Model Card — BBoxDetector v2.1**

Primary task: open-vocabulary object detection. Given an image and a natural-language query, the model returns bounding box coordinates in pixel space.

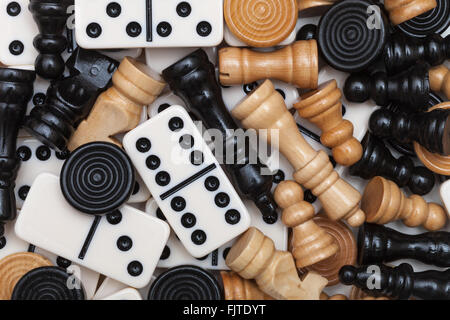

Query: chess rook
[68,57,165,151]
[0,67,35,236]
[274,181,338,268]
[221,271,274,300]
[361,176,447,231]
[29,0,72,79]
[350,133,435,196]
[429,64,450,99]
[358,223,450,268]
[162,49,278,224]
[226,227,328,300]
[219,41,318,89]
[294,80,363,166]
[384,0,437,25]
[339,263,450,300]
[24,48,118,152]
[232,80,366,227]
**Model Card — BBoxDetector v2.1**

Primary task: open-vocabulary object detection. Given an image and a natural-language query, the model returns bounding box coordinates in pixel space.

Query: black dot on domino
[106,2,121,17]
[179,134,194,149]
[7,2,21,16]
[117,235,133,251]
[86,23,102,38]
[0,236,6,250]
[55,149,70,160]
[197,21,212,37]
[160,245,170,260]
[9,40,24,56]
[191,230,207,245]
[36,145,51,161]
[157,22,172,37]
[156,207,166,221]
[107,210,122,225]
[56,256,72,269]
[243,82,258,94]
[225,209,241,225]
[273,169,285,184]
[177,2,192,17]
[171,196,186,212]
[18,186,30,201]
[181,213,196,228]
[32,92,46,106]
[136,137,151,153]
[190,150,204,166]
[214,192,230,208]
[17,146,31,161]
[146,155,160,170]
[127,261,143,277]
[168,117,184,131]
[126,22,142,37]
[157,103,170,113]
[204,176,220,191]
[155,171,170,186]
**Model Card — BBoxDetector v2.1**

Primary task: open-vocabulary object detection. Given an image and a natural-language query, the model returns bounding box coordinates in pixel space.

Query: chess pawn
[274,180,338,268]
[29,0,72,80]
[220,271,274,300]
[339,263,450,300]
[68,58,165,151]
[226,227,328,300]
[361,176,447,231]
[219,41,318,89]
[294,80,363,166]
[162,49,278,224]
[429,64,450,99]
[350,133,435,196]
[0,67,35,237]
[344,62,430,111]
[24,48,119,152]
[298,0,337,11]
[358,223,450,268]
[384,0,437,25]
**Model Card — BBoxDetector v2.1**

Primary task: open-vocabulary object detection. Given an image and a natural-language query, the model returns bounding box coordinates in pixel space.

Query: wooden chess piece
[429,64,450,99]
[320,293,347,300]
[68,58,165,151]
[340,263,450,300]
[0,67,35,237]
[232,79,366,227]
[220,271,274,300]
[226,227,328,300]
[24,48,119,152]
[358,223,450,268]
[384,0,437,25]
[302,215,357,286]
[219,41,318,89]
[361,176,447,231]
[273,181,338,268]
[162,49,279,224]
[298,0,338,11]
[224,0,298,47]
[350,133,435,196]
[317,0,388,72]
[294,80,363,166]
[344,62,430,110]
[29,0,72,80]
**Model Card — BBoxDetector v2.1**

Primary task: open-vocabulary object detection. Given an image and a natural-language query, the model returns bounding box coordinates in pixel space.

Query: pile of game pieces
[0,0,449,300]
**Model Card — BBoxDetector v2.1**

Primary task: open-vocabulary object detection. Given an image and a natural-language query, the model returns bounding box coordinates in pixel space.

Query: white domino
[101,288,143,300]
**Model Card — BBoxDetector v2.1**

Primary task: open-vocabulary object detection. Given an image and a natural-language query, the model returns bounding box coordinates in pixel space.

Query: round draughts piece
[60,142,135,215]
[318,0,388,72]
[148,265,222,300]
[224,0,298,47]
[12,266,85,300]
[0,252,52,299]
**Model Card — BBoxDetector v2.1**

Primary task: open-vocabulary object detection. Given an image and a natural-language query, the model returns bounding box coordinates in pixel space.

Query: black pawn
[24,48,118,152]
[0,67,36,236]
[349,133,435,195]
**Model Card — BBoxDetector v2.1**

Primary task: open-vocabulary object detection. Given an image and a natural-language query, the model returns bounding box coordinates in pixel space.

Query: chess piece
[350,286,389,300]
[397,0,450,38]
[383,33,450,74]
[429,64,450,99]
[344,62,430,110]
[162,49,279,224]
[340,263,450,300]
[0,67,35,237]
[0,252,52,300]
[317,0,388,72]
[302,215,357,286]
[358,223,450,268]
[221,271,274,300]
[274,181,338,268]
[384,0,437,25]
[68,57,165,151]
[11,266,85,300]
[60,142,135,215]
[350,133,435,196]
[296,24,317,41]
[368,107,450,157]
[226,227,328,300]
[24,48,119,152]
[320,293,347,300]
[361,176,447,231]
[224,0,298,47]
[294,80,363,166]
[219,41,318,89]
[232,79,366,227]
[148,266,222,300]
[29,0,72,79]
[298,0,338,11]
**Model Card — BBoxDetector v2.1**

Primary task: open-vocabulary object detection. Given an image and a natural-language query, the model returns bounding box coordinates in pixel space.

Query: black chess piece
[29,0,73,80]
[24,48,118,152]
[344,62,430,110]
[383,32,450,74]
[358,223,450,268]
[296,24,317,41]
[349,133,435,195]
[339,263,450,300]
[317,0,388,73]
[368,107,450,156]
[0,67,36,237]
[162,49,278,224]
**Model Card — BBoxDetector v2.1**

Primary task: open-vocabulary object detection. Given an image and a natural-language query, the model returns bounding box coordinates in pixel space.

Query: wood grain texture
[221,271,274,300]
[429,64,450,100]
[298,0,338,11]
[384,0,437,25]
